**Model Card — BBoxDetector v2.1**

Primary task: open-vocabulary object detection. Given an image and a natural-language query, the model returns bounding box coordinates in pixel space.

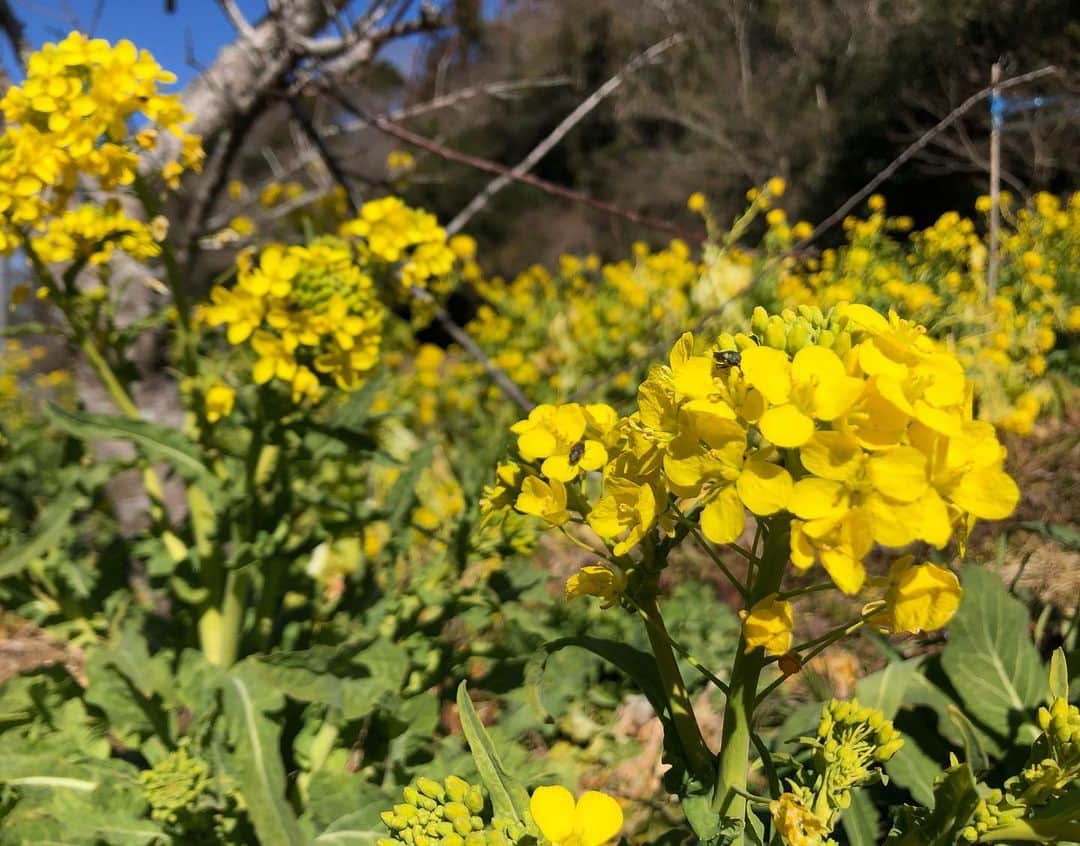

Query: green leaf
[384,440,435,539]
[854,658,922,720]
[940,566,1043,738]
[313,812,384,845]
[682,789,723,844]
[0,491,85,579]
[455,682,531,827]
[840,788,881,846]
[885,742,941,807]
[1048,647,1068,700]
[526,636,669,727]
[241,640,407,721]
[43,403,219,489]
[221,670,306,846]
[946,705,988,776]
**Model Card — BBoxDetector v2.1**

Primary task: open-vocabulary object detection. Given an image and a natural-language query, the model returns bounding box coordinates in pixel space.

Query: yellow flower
[511,403,607,482]
[741,345,863,448]
[515,476,570,526]
[770,793,829,846]
[687,192,707,213]
[587,476,658,555]
[205,383,235,423]
[740,593,794,655]
[565,563,626,607]
[872,557,962,634]
[766,177,787,197]
[529,785,623,846]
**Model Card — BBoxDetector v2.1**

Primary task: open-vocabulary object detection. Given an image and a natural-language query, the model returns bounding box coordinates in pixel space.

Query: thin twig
[286,97,361,214]
[445,33,687,235]
[327,91,707,245]
[410,286,535,412]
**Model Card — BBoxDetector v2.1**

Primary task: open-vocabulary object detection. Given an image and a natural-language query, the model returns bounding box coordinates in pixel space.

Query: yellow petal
[542,455,578,482]
[799,432,861,482]
[701,485,745,544]
[790,521,816,570]
[576,790,624,846]
[867,446,928,502]
[888,562,962,634]
[789,478,848,520]
[740,346,791,405]
[518,428,557,461]
[820,547,866,595]
[949,467,1020,520]
[252,357,275,384]
[530,786,576,844]
[913,400,962,438]
[580,440,607,471]
[759,404,815,448]
[842,303,891,335]
[736,460,792,515]
[673,356,717,399]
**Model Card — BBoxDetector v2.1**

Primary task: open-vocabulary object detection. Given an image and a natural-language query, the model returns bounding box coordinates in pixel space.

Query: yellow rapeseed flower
[529,785,623,846]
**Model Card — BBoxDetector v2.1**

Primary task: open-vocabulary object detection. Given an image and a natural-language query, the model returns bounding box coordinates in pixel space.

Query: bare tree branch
[0,0,31,69]
[445,33,687,235]
[327,94,708,244]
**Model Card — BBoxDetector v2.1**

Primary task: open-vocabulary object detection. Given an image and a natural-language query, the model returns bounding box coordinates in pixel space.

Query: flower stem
[639,591,714,784]
[712,518,790,842]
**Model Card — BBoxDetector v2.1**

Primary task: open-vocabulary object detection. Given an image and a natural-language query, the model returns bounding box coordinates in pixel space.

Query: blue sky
[7,0,453,85]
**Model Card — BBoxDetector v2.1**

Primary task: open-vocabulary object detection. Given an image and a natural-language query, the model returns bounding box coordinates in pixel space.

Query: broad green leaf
[940,566,1043,738]
[455,682,531,827]
[221,671,306,846]
[44,403,219,489]
[854,658,921,720]
[313,812,384,845]
[526,636,668,726]
[0,491,85,579]
[885,742,941,807]
[840,788,880,846]
[241,640,407,720]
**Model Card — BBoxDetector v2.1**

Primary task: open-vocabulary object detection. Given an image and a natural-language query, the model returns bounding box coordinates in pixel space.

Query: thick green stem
[640,593,714,784]
[205,567,251,667]
[712,519,790,841]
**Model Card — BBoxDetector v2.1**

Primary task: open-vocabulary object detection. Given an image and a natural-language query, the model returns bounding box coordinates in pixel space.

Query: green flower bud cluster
[288,237,374,313]
[960,697,1078,843]
[139,743,210,824]
[718,305,853,358]
[809,699,902,820]
[961,788,1028,843]
[377,775,523,846]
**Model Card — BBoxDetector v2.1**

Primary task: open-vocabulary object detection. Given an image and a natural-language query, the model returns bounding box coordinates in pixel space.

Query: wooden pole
[988,61,1002,300]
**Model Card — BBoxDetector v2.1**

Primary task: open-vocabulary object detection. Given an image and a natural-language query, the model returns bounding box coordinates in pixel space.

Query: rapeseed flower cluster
[769,193,1078,433]
[30,202,162,265]
[0,32,201,255]
[466,241,703,402]
[770,699,901,844]
[490,302,1018,628]
[339,196,459,300]
[201,236,382,403]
